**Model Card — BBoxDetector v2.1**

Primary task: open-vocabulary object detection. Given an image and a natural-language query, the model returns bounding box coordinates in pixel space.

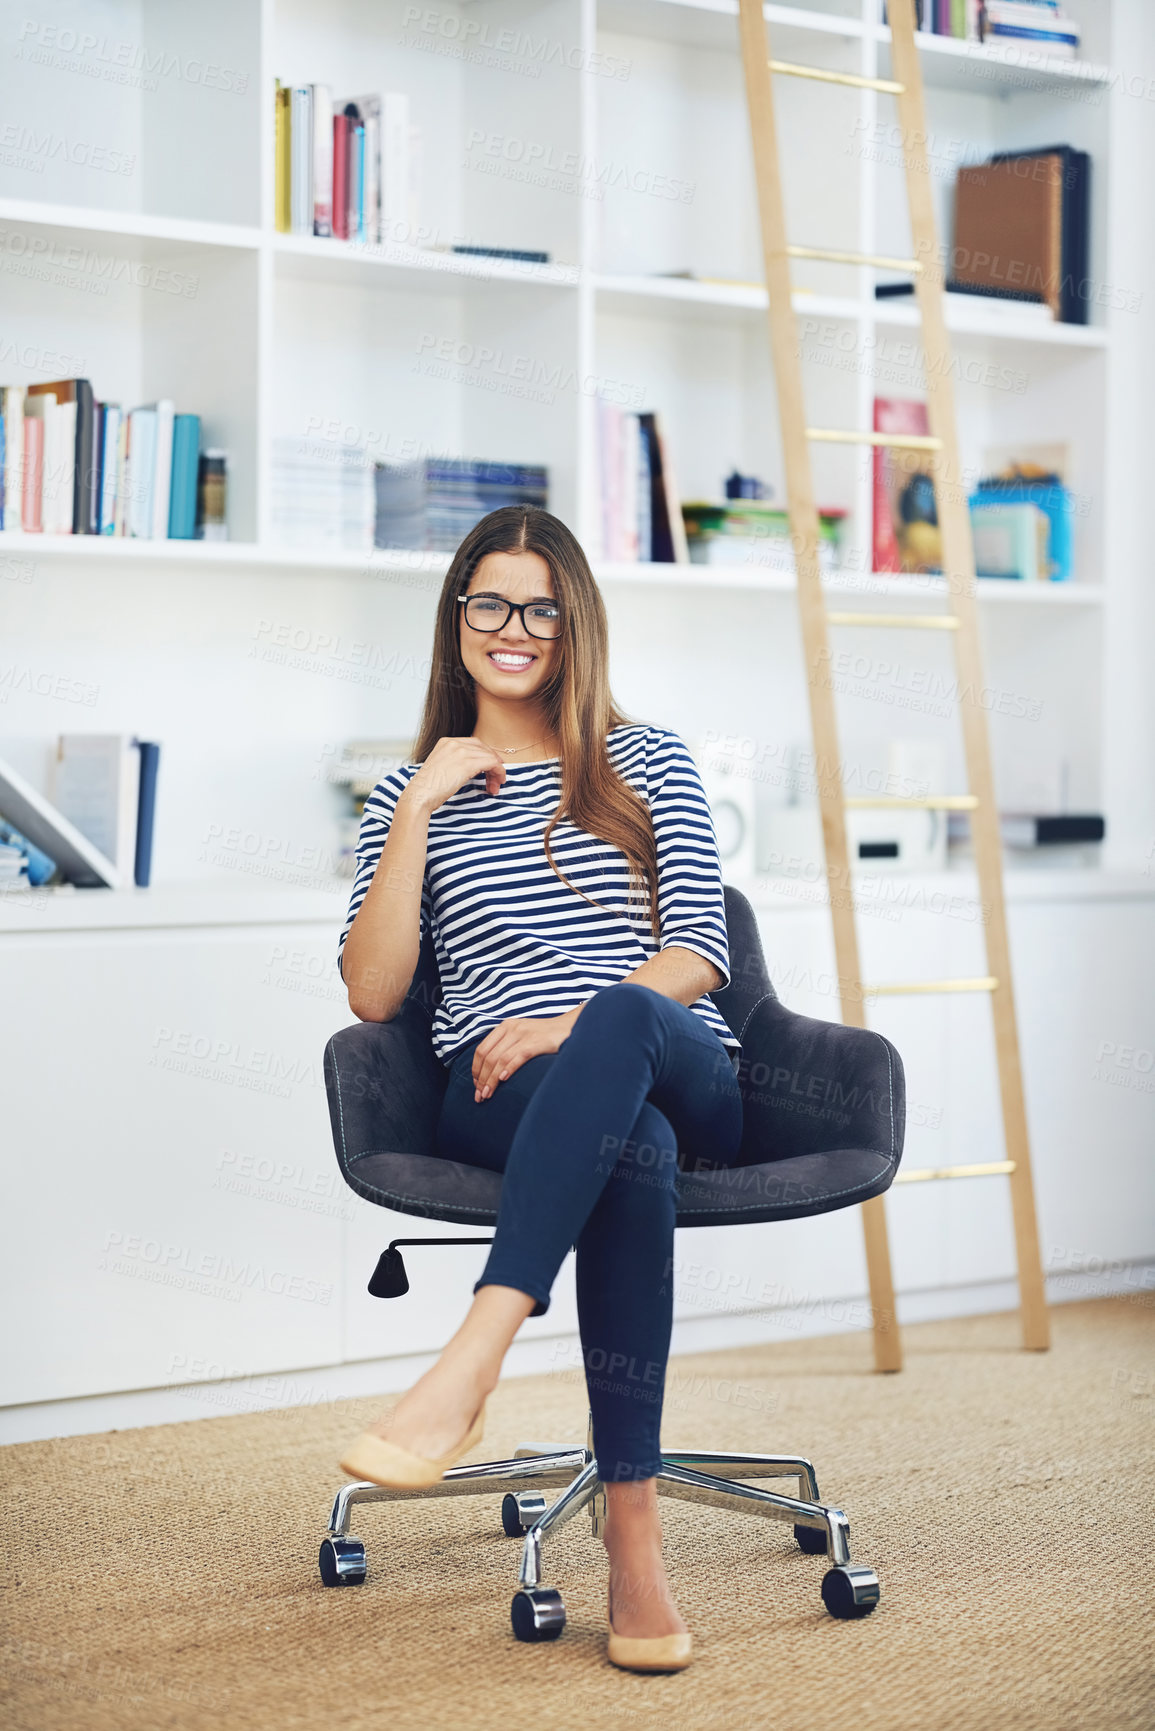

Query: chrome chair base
[320,1423,881,1635]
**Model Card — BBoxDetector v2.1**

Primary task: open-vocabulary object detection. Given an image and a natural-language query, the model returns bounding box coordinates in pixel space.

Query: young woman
[337,506,745,1673]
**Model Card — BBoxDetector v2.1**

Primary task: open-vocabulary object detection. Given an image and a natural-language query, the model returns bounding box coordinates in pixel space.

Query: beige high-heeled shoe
[606,1583,693,1674]
[338,1403,486,1491]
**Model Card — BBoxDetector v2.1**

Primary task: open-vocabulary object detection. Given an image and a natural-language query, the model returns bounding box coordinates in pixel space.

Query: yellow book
[275,82,291,233]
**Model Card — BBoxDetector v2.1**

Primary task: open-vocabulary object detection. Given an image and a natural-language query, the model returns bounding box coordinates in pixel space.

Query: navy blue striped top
[339,723,737,1063]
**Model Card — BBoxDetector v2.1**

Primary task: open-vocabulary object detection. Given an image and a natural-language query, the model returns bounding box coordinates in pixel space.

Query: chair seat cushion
[344,1146,897,1230]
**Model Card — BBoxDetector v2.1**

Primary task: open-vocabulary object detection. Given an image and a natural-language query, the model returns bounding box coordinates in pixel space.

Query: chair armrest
[733,994,905,1166]
[323,1002,448,1202]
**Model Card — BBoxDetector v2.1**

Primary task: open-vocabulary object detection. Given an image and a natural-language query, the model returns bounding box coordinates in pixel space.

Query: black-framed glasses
[458,593,562,640]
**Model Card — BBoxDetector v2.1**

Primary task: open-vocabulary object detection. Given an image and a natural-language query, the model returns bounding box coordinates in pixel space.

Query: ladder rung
[770,58,905,94]
[864,977,999,996]
[826,612,959,630]
[893,1161,1016,1185]
[844,795,978,811]
[808,428,943,451]
[786,245,922,273]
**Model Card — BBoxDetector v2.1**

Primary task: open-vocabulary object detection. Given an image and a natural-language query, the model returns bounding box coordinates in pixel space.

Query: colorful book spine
[98,405,121,533]
[312,84,333,237]
[21,414,43,532]
[348,110,365,241]
[134,741,161,887]
[332,111,350,240]
[290,85,314,236]
[2,387,24,531]
[167,414,200,539]
[275,84,292,233]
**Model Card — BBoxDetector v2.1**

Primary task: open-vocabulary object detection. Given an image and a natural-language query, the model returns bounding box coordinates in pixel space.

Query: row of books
[0,382,217,539]
[275,82,420,245]
[900,0,1080,52]
[0,736,160,891]
[596,402,689,564]
[269,441,549,554]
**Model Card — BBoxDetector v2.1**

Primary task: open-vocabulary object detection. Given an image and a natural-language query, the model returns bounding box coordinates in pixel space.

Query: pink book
[21,415,44,532]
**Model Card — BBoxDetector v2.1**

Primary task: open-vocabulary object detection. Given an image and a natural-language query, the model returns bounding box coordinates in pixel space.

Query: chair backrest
[403,883,773,1042]
[711,886,775,1043]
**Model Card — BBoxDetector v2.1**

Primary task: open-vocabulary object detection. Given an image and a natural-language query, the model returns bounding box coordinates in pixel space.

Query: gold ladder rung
[770,58,905,94]
[893,1161,1016,1185]
[826,612,959,630]
[808,428,943,450]
[864,976,999,996]
[845,795,978,810]
[786,245,921,272]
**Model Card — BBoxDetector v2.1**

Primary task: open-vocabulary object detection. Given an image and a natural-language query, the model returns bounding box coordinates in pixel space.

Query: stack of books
[982,1,1080,55]
[596,402,688,564]
[275,82,420,245]
[896,0,1079,52]
[0,382,203,539]
[271,437,376,552]
[373,459,548,553]
[684,502,846,573]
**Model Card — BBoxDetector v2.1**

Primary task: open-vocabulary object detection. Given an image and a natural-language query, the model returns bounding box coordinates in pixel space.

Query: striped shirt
[339,723,737,1063]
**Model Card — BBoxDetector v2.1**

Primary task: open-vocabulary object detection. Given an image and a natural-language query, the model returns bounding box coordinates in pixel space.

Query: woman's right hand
[401,736,507,814]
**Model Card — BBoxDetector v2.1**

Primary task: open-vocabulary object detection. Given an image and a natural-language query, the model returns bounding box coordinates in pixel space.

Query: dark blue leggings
[434,983,744,1481]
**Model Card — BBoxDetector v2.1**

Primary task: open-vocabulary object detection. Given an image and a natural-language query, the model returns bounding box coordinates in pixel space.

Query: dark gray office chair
[319,887,904,1637]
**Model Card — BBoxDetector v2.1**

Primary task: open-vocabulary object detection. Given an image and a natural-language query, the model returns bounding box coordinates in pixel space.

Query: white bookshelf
[0,0,1149,880]
[3,0,1154,1433]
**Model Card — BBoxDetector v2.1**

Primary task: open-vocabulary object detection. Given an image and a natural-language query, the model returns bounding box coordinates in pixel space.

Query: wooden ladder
[736,0,1050,1371]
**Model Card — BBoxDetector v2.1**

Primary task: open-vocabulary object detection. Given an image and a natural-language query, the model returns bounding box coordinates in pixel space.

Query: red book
[22,414,44,532]
[332,113,350,240]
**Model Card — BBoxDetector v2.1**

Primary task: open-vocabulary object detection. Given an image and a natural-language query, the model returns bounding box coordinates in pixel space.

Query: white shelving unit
[2,0,1153,1431]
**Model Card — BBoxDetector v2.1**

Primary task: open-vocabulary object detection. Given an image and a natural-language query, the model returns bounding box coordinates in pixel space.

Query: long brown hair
[411,507,661,936]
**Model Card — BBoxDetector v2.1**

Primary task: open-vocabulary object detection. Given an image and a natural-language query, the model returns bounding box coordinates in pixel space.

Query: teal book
[167,414,200,539]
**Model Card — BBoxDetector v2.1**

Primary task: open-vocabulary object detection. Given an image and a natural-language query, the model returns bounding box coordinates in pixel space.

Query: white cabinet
[2,874,1150,1415]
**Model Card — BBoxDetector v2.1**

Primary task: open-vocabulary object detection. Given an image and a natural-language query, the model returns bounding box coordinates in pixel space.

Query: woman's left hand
[471,1009,580,1101]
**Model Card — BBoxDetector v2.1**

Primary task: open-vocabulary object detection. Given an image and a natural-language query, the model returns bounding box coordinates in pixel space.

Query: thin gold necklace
[476,736,548,758]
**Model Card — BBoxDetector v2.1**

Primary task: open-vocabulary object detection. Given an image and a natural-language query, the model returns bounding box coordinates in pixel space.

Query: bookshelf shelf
[601,0,1111,95]
[594,275,862,322]
[0,531,1104,609]
[597,560,1107,603]
[594,277,1111,349]
[874,28,1112,96]
[0,198,262,254]
[272,234,581,295]
[874,298,1111,350]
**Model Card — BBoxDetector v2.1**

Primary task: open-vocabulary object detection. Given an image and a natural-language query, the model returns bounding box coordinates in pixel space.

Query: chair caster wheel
[318,1537,366,1587]
[502,1492,548,1537]
[821,1565,880,1619]
[794,1522,828,1555]
[511,1587,566,1642]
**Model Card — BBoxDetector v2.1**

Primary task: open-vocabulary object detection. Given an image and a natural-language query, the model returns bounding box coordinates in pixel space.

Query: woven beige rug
[2,1296,1152,1731]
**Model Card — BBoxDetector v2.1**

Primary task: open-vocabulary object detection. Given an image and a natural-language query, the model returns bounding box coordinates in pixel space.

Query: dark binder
[134,741,161,887]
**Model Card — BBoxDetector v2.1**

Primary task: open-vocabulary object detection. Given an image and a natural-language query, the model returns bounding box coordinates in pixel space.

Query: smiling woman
[336,506,747,1674]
